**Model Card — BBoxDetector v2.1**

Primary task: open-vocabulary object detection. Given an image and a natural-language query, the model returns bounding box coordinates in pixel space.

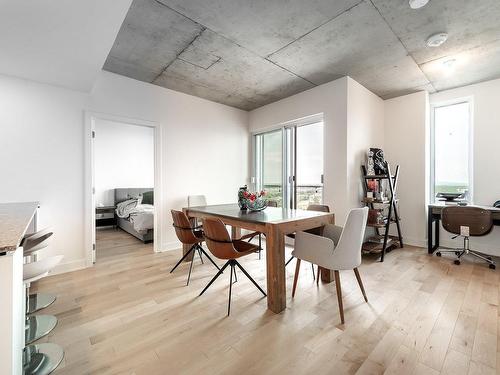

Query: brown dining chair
[170,210,220,285]
[245,199,279,259]
[285,204,331,280]
[436,206,495,269]
[200,218,267,315]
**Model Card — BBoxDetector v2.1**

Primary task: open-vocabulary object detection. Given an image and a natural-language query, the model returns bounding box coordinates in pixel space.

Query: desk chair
[200,218,266,316]
[291,207,369,324]
[436,206,495,269]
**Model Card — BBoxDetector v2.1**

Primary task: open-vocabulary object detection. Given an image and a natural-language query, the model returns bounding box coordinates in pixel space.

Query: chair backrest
[307,204,330,213]
[332,207,368,269]
[202,218,238,260]
[171,210,199,245]
[188,195,207,207]
[267,200,278,207]
[442,206,493,236]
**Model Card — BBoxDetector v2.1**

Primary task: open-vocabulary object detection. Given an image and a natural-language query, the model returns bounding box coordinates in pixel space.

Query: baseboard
[52,259,88,275]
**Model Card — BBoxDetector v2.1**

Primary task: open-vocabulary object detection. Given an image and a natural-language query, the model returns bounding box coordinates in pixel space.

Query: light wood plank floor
[33,228,500,375]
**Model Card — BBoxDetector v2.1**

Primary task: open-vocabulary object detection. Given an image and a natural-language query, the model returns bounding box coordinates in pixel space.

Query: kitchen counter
[0,202,39,254]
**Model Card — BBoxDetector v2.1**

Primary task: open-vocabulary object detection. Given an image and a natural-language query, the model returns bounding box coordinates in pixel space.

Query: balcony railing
[262,184,323,209]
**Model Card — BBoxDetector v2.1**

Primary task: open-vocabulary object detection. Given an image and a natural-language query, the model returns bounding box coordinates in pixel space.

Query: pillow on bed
[142,191,154,205]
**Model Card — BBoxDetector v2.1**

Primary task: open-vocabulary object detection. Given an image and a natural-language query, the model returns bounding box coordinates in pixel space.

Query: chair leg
[292,259,301,297]
[170,245,195,273]
[285,256,294,266]
[334,270,344,324]
[199,261,231,296]
[198,246,221,271]
[258,234,262,260]
[186,252,196,286]
[353,268,368,302]
[232,264,238,283]
[234,260,267,296]
[316,265,321,285]
[228,262,234,315]
[197,248,204,264]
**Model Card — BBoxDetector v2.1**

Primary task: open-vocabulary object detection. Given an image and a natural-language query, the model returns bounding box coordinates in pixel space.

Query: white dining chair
[188,195,207,207]
[291,207,369,324]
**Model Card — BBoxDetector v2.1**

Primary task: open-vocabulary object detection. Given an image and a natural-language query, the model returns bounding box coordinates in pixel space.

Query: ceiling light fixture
[409,0,430,9]
[426,32,448,47]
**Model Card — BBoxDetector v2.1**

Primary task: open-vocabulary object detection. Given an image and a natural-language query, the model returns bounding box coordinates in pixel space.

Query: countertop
[0,202,39,253]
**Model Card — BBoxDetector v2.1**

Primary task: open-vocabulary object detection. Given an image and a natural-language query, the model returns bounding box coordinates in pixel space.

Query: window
[431,99,472,201]
[253,115,324,209]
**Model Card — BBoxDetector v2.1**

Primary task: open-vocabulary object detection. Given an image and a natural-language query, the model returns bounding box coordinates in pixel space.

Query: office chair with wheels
[436,206,495,269]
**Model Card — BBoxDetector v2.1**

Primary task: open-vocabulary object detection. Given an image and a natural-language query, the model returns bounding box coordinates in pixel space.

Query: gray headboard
[114,188,153,204]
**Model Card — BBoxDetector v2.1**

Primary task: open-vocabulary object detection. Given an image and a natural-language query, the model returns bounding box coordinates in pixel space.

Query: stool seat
[24,256,63,284]
[23,343,64,375]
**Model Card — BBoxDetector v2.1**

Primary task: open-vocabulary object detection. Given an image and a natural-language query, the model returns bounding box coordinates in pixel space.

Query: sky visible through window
[434,102,470,195]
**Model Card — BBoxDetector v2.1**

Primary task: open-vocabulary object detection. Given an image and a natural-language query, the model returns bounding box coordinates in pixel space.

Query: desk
[184,204,335,314]
[427,203,500,254]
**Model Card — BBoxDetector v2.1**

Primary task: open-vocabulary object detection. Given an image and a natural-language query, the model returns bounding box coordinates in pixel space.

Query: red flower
[260,190,266,196]
[243,191,250,198]
[249,194,256,201]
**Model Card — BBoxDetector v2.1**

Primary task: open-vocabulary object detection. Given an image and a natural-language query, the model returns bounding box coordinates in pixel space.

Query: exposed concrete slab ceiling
[104,0,500,109]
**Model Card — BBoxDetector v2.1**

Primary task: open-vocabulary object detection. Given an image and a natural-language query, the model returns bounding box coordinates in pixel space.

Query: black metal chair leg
[186,253,195,286]
[311,264,316,280]
[199,261,230,296]
[197,248,204,264]
[285,256,294,266]
[234,260,267,296]
[228,263,234,315]
[170,245,195,273]
[233,265,238,283]
[198,247,221,271]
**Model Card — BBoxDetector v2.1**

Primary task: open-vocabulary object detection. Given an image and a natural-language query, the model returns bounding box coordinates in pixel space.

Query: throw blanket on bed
[116,198,140,218]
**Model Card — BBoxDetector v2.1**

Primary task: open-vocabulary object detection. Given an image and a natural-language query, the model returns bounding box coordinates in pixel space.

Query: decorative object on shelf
[241,190,268,211]
[367,148,388,175]
[238,185,249,210]
[361,162,403,262]
[436,192,464,202]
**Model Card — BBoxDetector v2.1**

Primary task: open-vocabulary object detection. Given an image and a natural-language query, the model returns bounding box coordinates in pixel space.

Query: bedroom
[93,117,155,261]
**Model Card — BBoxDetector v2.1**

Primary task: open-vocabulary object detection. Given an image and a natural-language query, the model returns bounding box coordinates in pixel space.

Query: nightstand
[96,206,117,227]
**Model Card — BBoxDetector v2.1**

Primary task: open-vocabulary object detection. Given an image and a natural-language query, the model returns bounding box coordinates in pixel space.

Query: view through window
[432,101,471,199]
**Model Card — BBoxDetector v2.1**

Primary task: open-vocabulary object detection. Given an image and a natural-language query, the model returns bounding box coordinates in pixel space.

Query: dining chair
[285,204,330,280]
[200,218,267,315]
[246,199,279,259]
[291,207,369,324]
[188,195,207,207]
[170,210,220,285]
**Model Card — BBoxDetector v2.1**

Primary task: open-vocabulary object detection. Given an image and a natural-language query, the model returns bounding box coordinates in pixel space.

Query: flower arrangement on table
[239,188,268,211]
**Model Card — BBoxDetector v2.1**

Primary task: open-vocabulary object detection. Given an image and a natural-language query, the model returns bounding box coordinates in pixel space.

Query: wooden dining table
[183,203,335,314]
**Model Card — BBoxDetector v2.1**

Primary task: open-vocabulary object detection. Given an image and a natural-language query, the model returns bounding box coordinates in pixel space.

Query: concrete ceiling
[104,0,500,110]
[0,0,132,92]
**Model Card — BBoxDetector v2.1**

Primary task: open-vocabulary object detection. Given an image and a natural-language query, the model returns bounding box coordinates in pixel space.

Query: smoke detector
[409,0,429,9]
[426,32,448,47]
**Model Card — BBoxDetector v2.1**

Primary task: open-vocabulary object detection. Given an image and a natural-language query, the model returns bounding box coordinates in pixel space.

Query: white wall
[249,76,384,224]
[384,91,429,247]
[430,78,500,254]
[0,71,249,273]
[94,119,154,206]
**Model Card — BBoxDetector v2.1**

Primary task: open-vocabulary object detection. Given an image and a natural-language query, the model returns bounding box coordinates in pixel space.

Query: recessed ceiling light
[426,32,448,47]
[409,0,430,9]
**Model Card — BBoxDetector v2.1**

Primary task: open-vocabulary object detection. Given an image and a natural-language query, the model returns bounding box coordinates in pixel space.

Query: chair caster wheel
[489,264,496,270]
[454,260,460,265]
[436,252,441,257]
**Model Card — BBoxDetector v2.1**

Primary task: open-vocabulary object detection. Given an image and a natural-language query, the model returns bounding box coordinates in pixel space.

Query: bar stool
[24,256,63,344]
[23,228,57,313]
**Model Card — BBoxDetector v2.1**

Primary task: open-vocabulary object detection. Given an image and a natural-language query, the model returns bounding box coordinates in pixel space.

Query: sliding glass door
[254,116,324,209]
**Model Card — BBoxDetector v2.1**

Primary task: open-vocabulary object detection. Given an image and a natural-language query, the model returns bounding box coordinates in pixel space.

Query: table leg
[266,224,286,313]
[320,215,335,283]
[231,226,242,240]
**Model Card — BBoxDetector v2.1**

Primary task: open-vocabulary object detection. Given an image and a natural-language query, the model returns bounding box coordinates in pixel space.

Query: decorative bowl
[245,198,268,211]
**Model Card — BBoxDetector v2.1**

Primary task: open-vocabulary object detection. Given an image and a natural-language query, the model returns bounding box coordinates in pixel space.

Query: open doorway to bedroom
[92,118,156,262]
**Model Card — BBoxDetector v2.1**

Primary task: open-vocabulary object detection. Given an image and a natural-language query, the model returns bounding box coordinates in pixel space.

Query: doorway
[85,112,162,265]
[253,114,324,209]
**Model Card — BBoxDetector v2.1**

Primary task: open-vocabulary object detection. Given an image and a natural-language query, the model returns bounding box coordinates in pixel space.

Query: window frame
[430,97,474,203]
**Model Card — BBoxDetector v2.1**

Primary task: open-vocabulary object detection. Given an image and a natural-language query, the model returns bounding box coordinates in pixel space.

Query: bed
[114,188,154,243]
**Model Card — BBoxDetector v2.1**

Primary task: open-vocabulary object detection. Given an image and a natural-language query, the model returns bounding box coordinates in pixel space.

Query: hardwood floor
[33,228,500,374]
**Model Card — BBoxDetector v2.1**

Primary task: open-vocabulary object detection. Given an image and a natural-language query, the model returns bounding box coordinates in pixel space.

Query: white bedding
[116,199,154,233]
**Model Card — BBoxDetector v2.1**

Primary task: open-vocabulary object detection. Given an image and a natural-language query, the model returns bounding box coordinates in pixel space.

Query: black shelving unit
[361,162,403,262]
